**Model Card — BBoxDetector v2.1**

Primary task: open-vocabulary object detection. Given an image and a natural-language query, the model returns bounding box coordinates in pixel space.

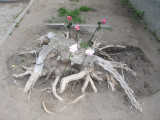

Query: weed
[133,11,144,19]
[27,10,30,14]
[57,6,93,23]
[58,7,68,17]
[9,32,12,36]
[157,48,160,52]
[152,31,160,42]
[122,0,129,6]
[152,31,156,37]
[15,22,19,28]
[81,41,90,48]
[68,8,81,16]
[122,0,144,20]
[156,36,160,42]
[79,6,93,12]
[144,25,147,30]
[20,58,26,63]
[15,8,24,19]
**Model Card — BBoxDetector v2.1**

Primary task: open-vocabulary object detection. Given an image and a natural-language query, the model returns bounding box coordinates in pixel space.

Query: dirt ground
[0,0,160,120]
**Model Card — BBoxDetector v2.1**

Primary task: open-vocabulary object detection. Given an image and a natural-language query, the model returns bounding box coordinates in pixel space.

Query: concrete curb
[0,0,35,47]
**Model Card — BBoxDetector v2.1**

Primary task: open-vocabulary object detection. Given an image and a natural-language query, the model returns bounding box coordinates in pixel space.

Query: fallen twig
[70,94,85,104]
[42,101,55,115]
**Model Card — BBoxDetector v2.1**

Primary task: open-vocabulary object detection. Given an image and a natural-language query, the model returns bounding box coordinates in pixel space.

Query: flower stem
[69,27,71,38]
[79,55,87,71]
[75,31,77,42]
[87,27,98,45]
[63,53,71,77]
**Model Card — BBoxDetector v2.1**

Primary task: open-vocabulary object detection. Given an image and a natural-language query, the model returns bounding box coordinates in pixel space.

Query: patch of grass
[144,25,147,30]
[27,10,30,14]
[20,58,26,63]
[58,7,68,17]
[58,7,89,23]
[15,8,24,19]
[152,31,160,42]
[122,0,129,6]
[15,22,19,28]
[79,6,93,12]
[9,32,12,36]
[157,48,160,52]
[133,11,144,19]
[122,0,145,20]
[81,41,91,48]
[68,8,81,16]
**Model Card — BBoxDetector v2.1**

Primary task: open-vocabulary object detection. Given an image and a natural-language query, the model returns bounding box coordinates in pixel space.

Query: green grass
[20,58,26,63]
[58,7,68,17]
[9,32,12,36]
[27,10,30,14]
[158,48,160,52]
[122,0,144,20]
[81,41,89,48]
[79,6,93,12]
[122,0,129,6]
[15,22,19,28]
[133,11,144,19]
[57,6,93,23]
[152,31,160,42]
[15,8,24,19]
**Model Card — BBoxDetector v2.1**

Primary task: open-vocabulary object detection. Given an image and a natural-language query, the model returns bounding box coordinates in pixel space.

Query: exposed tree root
[13,32,142,112]
[52,70,63,101]
[88,74,98,93]
[81,75,90,93]
[59,67,92,93]
[94,55,142,112]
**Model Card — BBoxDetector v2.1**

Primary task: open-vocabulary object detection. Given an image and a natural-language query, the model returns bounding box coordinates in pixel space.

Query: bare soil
[0,0,160,120]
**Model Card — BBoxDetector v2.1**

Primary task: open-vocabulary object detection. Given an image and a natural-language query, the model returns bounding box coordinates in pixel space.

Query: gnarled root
[23,64,43,93]
[94,55,142,112]
[52,70,63,101]
[81,74,98,93]
[59,67,92,93]
[90,71,103,84]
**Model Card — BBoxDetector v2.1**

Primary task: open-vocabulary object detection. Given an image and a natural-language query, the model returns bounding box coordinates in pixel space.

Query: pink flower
[86,49,94,56]
[101,18,107,24]
[75,25,80,30]
[69,44,78,53]
[67,16,72,21]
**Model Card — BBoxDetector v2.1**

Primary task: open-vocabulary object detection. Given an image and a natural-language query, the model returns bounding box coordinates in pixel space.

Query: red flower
[67,16,72,21]
[75,25,80,30]
[101,18,107,24]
